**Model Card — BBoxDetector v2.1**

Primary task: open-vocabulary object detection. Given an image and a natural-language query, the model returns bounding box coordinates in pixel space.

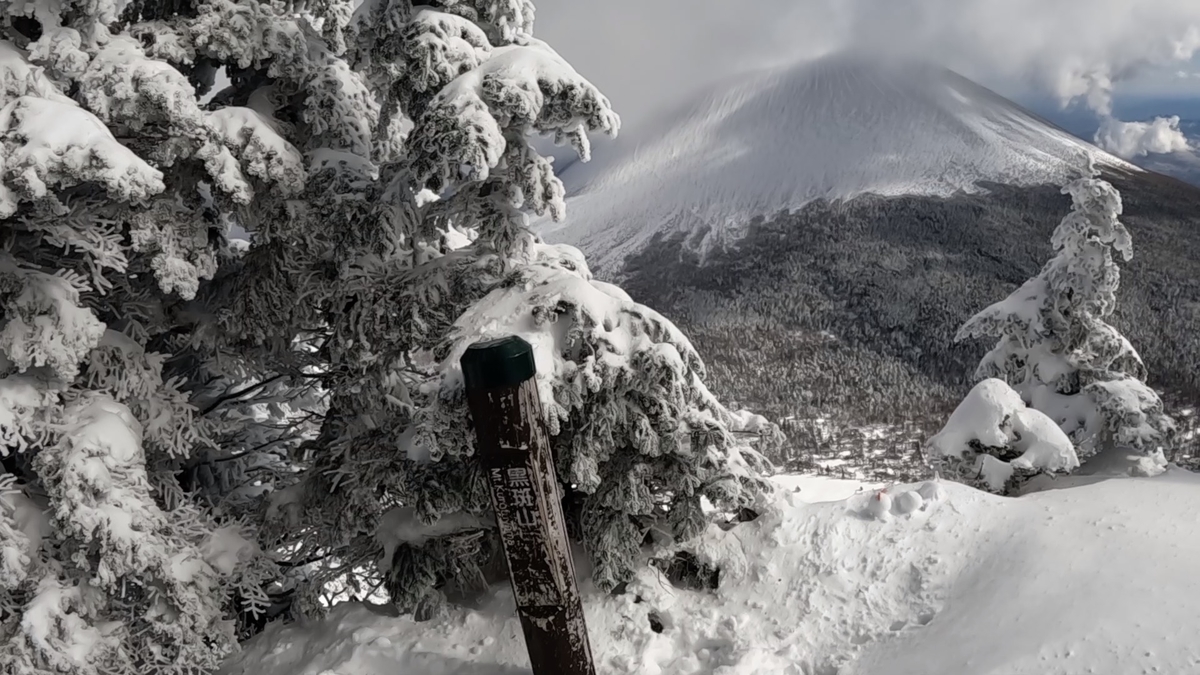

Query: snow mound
[220,470,1200,675]
[929,379,1079,490]
[929,379,1029,456]
[535,51,1136,274]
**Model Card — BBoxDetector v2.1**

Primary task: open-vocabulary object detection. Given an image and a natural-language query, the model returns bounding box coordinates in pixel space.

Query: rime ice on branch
[0,0,312,671]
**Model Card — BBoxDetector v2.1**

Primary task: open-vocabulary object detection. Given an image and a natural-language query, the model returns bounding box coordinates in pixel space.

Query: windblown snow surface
[221,467,1200,675]
[535,52,1138,274]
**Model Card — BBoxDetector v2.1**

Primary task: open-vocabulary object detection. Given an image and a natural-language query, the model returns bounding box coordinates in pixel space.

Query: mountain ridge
[537,51,1137,275]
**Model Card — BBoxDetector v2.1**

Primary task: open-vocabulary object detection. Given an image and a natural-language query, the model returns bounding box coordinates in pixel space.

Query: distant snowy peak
[536,52,1137,274]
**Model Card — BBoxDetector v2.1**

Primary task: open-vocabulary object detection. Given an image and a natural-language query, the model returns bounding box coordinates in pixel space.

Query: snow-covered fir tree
[230,0,780,617]
[0,0,309,670]
[937,159,1175,492]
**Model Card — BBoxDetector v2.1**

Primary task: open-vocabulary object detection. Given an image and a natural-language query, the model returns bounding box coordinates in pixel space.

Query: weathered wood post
[460,335,597,675]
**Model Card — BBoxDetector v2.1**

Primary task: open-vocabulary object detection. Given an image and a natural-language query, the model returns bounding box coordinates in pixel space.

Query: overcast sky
[534,0,1200,133]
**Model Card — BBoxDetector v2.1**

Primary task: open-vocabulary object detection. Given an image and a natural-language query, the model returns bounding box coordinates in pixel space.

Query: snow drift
[536,51,1138,274]
[221,469,1200,675]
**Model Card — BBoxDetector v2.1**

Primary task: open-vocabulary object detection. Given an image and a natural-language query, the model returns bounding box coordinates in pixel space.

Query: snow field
[222,468,1200,675]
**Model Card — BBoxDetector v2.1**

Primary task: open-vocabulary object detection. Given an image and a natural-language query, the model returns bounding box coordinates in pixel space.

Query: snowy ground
[221,468,1200,675]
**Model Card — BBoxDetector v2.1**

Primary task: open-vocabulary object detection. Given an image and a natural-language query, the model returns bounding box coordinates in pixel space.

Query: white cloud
[534,1,837,127]
[1095,115,1192,158]
[535,0,1200,129]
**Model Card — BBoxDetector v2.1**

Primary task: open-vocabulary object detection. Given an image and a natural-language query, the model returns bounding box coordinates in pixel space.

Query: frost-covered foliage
[0,0,317,671]
[957,163,1174,452]
[400,241,772,597]
[949,161,1174,489]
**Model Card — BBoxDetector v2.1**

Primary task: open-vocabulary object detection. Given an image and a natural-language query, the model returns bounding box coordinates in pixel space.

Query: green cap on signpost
[461,335,537,391]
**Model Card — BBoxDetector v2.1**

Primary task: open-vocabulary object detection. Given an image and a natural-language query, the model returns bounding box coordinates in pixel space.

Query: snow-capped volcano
[536,52,1135,273]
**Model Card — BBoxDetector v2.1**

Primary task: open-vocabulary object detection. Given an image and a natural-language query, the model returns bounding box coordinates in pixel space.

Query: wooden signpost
[460,336,597,675]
